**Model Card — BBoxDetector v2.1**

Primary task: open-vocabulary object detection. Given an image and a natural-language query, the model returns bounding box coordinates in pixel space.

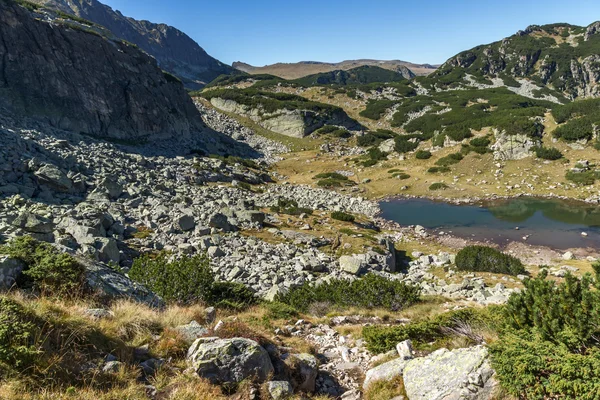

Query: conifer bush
[490,266,600,398]
[415,150,432,159]
[277,274,420,314]
[455,245,525,276]
[1,236,84,296]
[534,146,562,160]
[129,253,256,307]
[331,211,356,222]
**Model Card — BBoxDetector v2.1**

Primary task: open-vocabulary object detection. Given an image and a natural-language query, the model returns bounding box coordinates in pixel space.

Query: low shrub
[278,274,420,314]
[313,172,348,180]
[565,170,598,186]
[1,236,84,296]
[331,211,356,222]
[363,308,492,353]
[429,182,449,190]
[490,267,600,398]
[271,198,313,215]
[469,137,491,147]
[393,173,410,180]
[415,150,432,159]
[129,253,256,307]
[394,137,419,153]
[265,302,299,320]
[534,146,563,160]
[435,152,463,167]
[455,245,525,276]
[0,297,39,372]
[427,166,451,173]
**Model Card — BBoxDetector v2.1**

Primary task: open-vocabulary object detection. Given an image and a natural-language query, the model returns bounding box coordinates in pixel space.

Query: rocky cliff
[431,22,600,99]
[0,0,205,142]
[32,0,234,89]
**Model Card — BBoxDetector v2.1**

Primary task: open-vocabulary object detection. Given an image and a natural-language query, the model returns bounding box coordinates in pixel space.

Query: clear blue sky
[102,0,600,66]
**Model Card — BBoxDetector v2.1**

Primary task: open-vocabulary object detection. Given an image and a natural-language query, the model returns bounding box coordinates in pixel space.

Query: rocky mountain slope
[31,0,235,89]
[0,0,208,143]
[234,59,438,79]
[431,22,600,99]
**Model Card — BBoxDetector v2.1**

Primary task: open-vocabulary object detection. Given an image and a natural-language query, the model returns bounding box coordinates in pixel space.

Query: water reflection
[379,197,600,249]
[486,198,600,226]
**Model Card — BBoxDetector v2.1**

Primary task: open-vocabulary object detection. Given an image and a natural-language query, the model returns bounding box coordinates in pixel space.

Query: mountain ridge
[233,59,438,79]
[31,0,235,89]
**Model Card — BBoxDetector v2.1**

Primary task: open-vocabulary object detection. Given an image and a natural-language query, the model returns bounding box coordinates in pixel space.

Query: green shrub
[455,245,525,276]
[331,211,356,222]
[313,172,348,180]
[129,253,256,307]
[393,173,410,180]
[427,166,451,173]
[271,198,313,215]
[316,125,351,138]
[363,308,491,353]
[490,267,600,398]
[357,130,396,147]
[565,170,598,186]
[534,146,563,160]
[394,137,419,153]
[0,297,39,372]
[469,137,491,147]
[429,182,449,190]
[435,152,463,167]
[1,236,84,296]
[415,150,432,159]
[265,302,299,320]
[278,274,420,314]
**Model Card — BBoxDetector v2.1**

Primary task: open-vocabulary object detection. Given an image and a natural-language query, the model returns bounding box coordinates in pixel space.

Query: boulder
[284,353,318,392]
[209,213,234,231]
[403,346,497,400]
[79,256,163,307]
[99,176,123,200]
[363,357,411,389]
[0,255,25,290]
[11,212,55,233]
[237,210,266,225]
[187,337,274,384]
[35,164,73,192]
[95,237,120,264]
[173,321,208,344]
[266,381,293,399]
[339,255,366,275]
[177,214,196,232]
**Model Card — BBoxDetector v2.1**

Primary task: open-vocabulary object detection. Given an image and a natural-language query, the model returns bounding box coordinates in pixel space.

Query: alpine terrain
[1,1,600,399]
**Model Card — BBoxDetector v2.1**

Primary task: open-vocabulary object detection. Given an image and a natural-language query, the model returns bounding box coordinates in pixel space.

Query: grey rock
[174,214,194,232]
[266,381,293,400]
[11,212,55,233]
[174,321,208,344]
[187,337,274,384]
[0,255,25,290]
[403,346,497,400]
[35,164,72,192]
[102,360,123,373]
[396,340,413,360]
[363,357,411,389]
[284,353,318,392]
[96,237,120,264]
[339,255,365,275]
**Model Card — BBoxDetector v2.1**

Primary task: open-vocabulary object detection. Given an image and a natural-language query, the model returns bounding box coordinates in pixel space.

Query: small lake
[379,197,600,249]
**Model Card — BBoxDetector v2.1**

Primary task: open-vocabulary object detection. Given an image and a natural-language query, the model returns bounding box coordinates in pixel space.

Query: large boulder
[403,346,497,400]
[187,337,274,384]
[34,164,73,192]
[0,255,25,290]
[11,212,55,234]
[283,353,318,392]
[79,256,163,307]
[363,357,411,389]
[339,255,367,275]
[491,131,538,161]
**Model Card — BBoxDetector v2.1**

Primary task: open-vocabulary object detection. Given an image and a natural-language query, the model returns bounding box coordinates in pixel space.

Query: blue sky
[102,0,600,66]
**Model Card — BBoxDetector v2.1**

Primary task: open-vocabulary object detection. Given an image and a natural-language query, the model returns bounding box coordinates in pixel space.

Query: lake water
[379,197,600,249]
